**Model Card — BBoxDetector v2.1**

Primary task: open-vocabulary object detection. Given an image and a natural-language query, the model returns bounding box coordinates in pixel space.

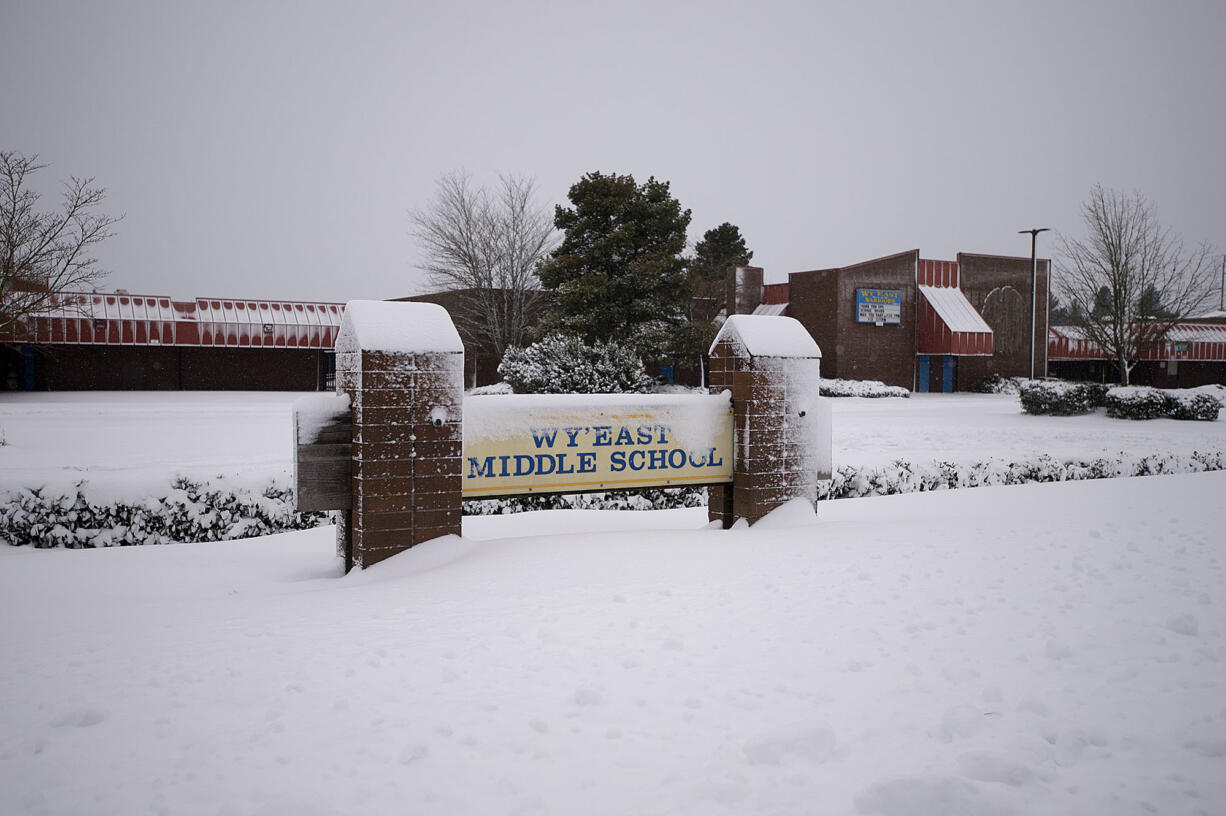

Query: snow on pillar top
[336,300,463,354]
[711,315,821,358]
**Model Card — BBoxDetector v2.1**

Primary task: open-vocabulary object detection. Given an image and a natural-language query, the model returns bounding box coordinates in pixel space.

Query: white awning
[917,285,992,333]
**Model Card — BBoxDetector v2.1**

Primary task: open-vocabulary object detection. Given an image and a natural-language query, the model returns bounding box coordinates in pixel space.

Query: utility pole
[1019,228,1051,380]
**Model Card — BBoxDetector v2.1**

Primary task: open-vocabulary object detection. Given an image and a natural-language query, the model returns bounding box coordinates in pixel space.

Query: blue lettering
[648,449,666,470]
[628,450,645,471]
[708,447,723,468]
[656,425,669,444]
[578,452,597,473]
[614,426,634,446]
[563,427,583,447]
[556,454,576,474]
[514,455,535,476]
[636,424,653,444]
[688,450,707,467]
[531,428,558,449]
[593,426,612,446]
[535,454,556,475]
[499,455,510,477]
[610,451,626,472]
[668,449,686,468]
[468,457,496,478]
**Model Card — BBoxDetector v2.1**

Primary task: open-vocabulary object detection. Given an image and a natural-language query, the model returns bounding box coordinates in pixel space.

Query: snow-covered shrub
[1102,386,1220,421]
[972,374,1027,394]
[819,378,910,398]
[464,486,706,515]
[1164,391,1222,421]
[1018,380,1106,415]
[498,334,654,394]
[0,479,328,548]
[1104,386,1170,420]
[817,450,1226,500]
[467,381,514,396]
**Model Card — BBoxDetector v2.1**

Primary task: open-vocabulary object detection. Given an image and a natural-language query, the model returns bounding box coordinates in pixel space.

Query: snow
[711,314,821,358]
[336,300,463,354]
[828,392,1225,469]
[293,392,350,444]
[2,472,1225,814]
[3,391,1224,501]
[464,392,733,452]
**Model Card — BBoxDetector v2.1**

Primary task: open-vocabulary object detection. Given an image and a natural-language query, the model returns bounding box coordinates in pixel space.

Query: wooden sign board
[293,394,352,512]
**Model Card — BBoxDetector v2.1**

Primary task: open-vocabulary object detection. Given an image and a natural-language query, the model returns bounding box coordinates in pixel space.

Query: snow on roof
[751,302,788,317]
[917,285,992,334]
[711,314,821,358]
[338,300,462,353]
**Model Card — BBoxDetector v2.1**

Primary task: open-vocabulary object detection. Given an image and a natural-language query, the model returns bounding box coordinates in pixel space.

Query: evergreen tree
[1136,284,1173,318]
[538,172,691,354]
[680,222,754,384]
[687,222,753,325]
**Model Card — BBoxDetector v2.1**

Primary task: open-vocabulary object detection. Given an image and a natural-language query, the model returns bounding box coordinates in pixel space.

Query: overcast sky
[3,0,1223,303]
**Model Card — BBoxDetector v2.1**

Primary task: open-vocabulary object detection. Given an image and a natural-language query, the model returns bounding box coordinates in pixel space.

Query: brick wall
[789,251,919,389]
[957,253,1049,386]
[17,345,326,391]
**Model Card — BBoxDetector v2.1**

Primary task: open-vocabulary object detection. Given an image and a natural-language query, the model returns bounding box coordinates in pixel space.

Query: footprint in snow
[52,707,108,728]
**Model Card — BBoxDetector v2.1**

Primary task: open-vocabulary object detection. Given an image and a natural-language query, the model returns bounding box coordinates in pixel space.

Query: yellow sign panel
[462,393,734,497]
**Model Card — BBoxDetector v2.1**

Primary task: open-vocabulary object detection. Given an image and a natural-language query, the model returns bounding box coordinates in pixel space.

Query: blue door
[23,344,35,391]
[942,355,954,393]
[917,355,930,392]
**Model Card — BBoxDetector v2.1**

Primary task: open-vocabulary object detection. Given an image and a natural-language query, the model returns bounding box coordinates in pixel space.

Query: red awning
[4,291,345,349]
[917,285,993,356]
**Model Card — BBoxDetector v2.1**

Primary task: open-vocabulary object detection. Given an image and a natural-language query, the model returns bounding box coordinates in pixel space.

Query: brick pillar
[334,301,464,571]
[707,315,830,527]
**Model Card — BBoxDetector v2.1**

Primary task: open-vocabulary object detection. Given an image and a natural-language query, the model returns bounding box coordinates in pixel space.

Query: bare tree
[1,151,119,335]
[1057,184,1216,385]
[410,171,555,360]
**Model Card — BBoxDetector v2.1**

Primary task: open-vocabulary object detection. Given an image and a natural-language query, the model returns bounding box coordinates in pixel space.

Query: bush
[0,479,327,548]
[464,486,706,515]
[1102,386,1221,421]
[818,450,1226,499]
[498,334,654,394]
[1165,391,1222,421]
[972,374,1027,394]
[1018,380,1107,415]
[1105,386,1169,420]
[819,378,910,398]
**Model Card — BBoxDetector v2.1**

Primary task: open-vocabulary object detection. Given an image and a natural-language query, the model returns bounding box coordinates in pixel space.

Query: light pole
[1019,228,1050,380]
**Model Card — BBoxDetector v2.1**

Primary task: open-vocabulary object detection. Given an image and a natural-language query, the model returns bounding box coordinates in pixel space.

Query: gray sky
[3,0,1223,303]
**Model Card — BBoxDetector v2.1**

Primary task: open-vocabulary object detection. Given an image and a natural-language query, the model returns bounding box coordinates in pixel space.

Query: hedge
[6,451,1224,546]
[1,478,327,548]
[1017,380,1108,415]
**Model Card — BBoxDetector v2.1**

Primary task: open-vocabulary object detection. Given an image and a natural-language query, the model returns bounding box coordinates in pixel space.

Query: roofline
[956,251,1052,265]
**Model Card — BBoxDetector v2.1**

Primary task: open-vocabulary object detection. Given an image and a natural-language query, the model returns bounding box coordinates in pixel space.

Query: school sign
[462,394,734,497]
[294,302,830,572]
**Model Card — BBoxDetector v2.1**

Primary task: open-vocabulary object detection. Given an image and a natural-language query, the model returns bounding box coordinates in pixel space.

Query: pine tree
[687,222,753,325]
[538,172,691,354]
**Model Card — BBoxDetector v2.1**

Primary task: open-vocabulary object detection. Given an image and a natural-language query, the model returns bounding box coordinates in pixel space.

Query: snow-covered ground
[2,391,1223,499]
[2,473,1224,815]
